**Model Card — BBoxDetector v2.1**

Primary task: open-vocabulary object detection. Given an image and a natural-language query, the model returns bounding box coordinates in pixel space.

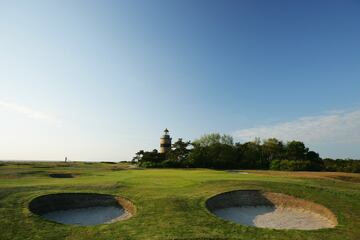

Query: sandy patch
[48,173,74,178]
[206,190,337,230]
[213,206,335,230]
[43,206,125,225]
[29,193,136,225]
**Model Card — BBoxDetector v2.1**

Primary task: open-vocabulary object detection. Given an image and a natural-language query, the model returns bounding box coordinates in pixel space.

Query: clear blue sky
[1,0,359,161]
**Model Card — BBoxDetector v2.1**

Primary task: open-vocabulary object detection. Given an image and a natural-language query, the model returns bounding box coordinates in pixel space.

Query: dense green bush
[323,158,360,173]
[270,159,311,171]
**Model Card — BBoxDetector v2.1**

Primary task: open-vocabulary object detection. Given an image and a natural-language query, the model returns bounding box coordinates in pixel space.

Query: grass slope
[0,162,359,240]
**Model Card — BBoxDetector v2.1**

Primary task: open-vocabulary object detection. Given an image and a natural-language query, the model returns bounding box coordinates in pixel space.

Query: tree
[132,150,145,163]
[167,138,191,165]
[306,151,320,161]
[136,149,166,167]
[286,141,308,160]
[304,151,323,171]
[187,145,210,168]
[262,138,284,161]
[220,134,234,146]
[192,133,234,147]
[214,144,237,169]
[241,141,262,169]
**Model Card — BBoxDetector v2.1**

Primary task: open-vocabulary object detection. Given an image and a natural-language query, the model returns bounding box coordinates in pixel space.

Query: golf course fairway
[0,162,359,240]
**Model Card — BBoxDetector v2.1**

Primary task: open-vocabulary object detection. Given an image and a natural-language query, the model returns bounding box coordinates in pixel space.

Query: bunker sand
[206,190,337,230]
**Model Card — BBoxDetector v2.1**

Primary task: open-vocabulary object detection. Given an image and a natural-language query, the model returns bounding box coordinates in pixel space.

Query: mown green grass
[0,162,359,240]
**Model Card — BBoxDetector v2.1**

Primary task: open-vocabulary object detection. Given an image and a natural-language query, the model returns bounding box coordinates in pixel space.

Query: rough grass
[0,162,359,240]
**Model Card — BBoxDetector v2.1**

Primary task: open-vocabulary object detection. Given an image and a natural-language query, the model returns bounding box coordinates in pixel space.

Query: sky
[0,0,359,161]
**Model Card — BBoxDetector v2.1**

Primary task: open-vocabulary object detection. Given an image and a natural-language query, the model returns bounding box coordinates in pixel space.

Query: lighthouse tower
[159,128,172,153]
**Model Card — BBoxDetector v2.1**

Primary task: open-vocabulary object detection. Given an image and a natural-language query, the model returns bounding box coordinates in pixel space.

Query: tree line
[132,133,360,173]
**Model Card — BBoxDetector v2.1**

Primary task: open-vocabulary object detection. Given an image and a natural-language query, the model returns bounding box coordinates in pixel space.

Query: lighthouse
[159,128,172,153]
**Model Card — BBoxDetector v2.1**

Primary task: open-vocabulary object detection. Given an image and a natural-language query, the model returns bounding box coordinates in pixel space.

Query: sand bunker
[48,173,74,178]
[206,190,337,230]
[29,193,135,226]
